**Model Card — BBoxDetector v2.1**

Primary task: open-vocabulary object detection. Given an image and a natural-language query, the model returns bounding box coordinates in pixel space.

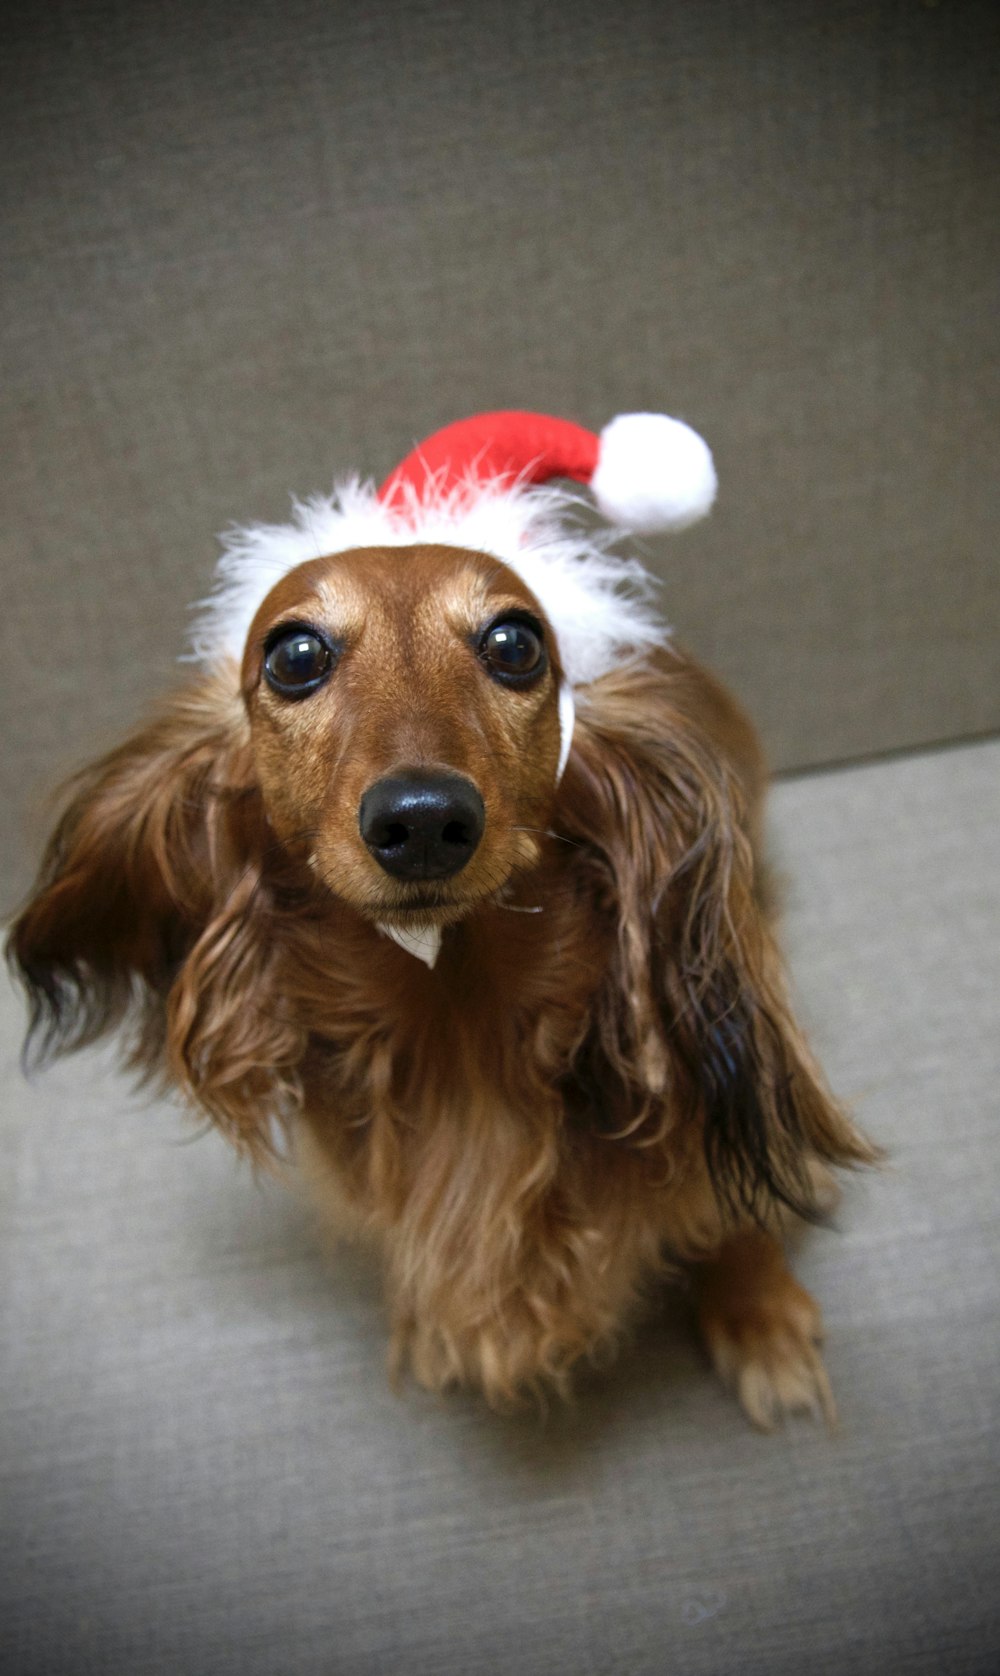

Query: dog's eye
[478,616,546,685]
[263,625,335,698]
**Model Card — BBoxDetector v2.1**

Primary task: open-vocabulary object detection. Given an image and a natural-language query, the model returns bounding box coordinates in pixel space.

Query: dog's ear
[7,675,301,1158]
[557,658,876,1222]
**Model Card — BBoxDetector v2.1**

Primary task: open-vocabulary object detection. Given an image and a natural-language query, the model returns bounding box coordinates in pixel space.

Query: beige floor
[2,740,998,1676]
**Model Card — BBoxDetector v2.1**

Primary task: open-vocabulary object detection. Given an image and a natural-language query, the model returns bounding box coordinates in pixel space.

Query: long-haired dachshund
[8,410,876,1427]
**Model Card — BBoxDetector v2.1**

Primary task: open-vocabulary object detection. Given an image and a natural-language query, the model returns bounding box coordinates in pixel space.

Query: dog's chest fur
[289,871,627,1217]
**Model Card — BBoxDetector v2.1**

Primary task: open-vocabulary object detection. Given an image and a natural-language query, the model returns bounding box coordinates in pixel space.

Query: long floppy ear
[557,653,877,1223]
[6,674,302,1158]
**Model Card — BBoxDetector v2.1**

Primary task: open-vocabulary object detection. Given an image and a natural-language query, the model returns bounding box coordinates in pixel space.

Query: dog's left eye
[478,616,546,685]
[263,625,335,698]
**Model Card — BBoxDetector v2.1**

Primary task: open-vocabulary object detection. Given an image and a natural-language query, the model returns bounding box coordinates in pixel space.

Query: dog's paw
[699,1275,837,1432]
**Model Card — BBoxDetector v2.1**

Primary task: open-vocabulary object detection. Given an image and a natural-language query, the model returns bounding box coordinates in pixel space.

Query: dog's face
[240,544,564,929]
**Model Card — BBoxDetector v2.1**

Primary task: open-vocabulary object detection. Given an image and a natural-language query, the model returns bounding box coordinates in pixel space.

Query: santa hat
[190,408,716,693]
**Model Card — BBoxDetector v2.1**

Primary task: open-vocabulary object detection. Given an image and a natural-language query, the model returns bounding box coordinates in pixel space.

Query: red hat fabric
[378,411,600,509]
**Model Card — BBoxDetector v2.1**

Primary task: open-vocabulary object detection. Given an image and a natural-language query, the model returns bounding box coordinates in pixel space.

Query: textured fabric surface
[3,0,999,906]
[2,740,998,1676]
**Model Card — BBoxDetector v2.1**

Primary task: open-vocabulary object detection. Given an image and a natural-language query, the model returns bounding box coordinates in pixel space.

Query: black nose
[358,770,485,880]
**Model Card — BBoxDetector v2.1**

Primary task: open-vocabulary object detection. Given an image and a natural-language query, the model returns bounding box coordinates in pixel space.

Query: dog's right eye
[263,625,335,698]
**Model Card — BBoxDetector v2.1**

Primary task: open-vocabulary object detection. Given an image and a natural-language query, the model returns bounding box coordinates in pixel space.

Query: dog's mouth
[365,883,493,929]
[378,899,455,923]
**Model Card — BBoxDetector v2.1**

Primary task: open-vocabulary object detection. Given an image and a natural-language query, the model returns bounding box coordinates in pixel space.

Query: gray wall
[4,0,998,906]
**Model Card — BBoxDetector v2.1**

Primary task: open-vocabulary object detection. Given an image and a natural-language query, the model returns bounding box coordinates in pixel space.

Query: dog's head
[239,543,565,931]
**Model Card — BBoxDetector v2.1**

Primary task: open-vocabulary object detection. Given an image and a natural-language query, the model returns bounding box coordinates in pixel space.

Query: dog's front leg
[384,1206,655,1410]
[693,1228,837,1430]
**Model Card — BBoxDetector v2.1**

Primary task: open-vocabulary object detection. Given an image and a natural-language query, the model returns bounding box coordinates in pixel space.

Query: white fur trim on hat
[188,475,669,691]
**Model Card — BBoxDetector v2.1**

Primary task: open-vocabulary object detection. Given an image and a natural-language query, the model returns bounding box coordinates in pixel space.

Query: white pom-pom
[591,412,717,533]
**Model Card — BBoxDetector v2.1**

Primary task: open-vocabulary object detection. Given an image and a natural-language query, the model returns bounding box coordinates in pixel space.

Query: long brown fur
[8,543,877,1426]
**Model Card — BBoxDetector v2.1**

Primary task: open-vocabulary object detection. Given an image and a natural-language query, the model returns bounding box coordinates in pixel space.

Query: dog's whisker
[508,824,583,849]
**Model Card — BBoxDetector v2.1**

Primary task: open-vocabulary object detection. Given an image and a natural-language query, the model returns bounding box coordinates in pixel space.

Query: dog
[8,410,876,1426]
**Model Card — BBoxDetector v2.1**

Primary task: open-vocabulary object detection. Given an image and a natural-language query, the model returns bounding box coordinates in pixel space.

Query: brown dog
[8,413,876,1425]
